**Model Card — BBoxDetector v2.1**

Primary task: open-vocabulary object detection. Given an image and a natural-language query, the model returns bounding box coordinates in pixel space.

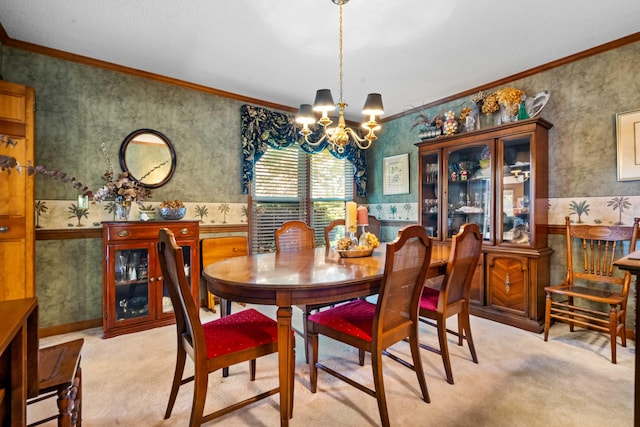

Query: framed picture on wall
[383,154,409,195]
[616,109,640,181]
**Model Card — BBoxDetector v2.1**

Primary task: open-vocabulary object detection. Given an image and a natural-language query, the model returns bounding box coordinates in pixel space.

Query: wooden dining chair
[307,225,432,427]
[418,222,482,384]
[275,220,316,252]
[275,220,318,362]
[324,219,345,248]
[544,216,639,363]
[365,214,381,240]
[27,338,84,427]
[158,228,294,426]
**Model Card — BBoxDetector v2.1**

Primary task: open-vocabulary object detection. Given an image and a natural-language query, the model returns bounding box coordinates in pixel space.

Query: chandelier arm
[302,131,328,146]
[344,127,377,151]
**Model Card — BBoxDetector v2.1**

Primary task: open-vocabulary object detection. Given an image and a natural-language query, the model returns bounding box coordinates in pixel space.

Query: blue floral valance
[241,104,367,197]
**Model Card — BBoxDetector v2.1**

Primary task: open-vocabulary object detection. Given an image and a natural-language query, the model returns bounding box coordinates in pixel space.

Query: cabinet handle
[0,226,8,233]
[504,272,510,294]
[180,228,189,235]
[158,276,163,282]
[149,277,155,282]
[118,230,129,237]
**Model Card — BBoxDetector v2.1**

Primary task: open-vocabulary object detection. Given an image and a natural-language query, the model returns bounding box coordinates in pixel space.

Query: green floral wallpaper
[1,46,246,204]
[1,46,253,328]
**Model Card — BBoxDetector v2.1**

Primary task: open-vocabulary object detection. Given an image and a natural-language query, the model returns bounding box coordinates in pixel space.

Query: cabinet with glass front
[417,117,553,332]
[102,220,200,338]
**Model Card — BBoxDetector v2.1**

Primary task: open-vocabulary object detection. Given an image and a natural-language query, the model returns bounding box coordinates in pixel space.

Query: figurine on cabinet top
[443,110,458,135]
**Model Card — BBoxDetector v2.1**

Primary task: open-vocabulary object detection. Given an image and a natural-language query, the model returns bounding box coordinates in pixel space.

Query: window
[250,146,354,253]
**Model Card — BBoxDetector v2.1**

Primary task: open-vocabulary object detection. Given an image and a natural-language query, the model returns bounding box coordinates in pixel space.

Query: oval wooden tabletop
[202,245,449,306]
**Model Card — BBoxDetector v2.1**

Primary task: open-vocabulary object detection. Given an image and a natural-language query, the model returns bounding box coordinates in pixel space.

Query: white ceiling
[1,0,639,121]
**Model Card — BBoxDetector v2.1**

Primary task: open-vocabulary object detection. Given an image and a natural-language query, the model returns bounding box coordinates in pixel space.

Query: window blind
[310,150,353,243]
[251,146,353,253]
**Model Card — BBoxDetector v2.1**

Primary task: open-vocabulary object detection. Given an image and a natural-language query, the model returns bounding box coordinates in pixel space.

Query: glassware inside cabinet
[446,144,491,240]
[114,248,150,321]
[421,153,439,238]
[501,136,532,245]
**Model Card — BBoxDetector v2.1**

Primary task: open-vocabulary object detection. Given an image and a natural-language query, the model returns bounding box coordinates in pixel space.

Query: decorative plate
[337,248,374,258]
[526,90,550,118]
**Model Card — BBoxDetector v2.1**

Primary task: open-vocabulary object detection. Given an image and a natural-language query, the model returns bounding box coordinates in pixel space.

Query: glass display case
[420,152,440,239]
[417,117,553,332]
[102,220,199,338]
[445,144,492,241]
[500,136,532,245]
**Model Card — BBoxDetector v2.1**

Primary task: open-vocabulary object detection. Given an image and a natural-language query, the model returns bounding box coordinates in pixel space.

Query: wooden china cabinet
[102,220,199,338]
[417,117,553,332]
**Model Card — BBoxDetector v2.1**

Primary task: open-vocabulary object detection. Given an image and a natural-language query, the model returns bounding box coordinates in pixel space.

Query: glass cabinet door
[114,247,150,322]
[500,135,531,245]
[159,244,192,315]
[420,151,440,239]
[445,144,492,241]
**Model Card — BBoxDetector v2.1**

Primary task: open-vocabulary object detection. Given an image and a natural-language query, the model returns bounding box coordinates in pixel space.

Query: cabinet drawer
[0,217,25,240]
[105,222,198,242]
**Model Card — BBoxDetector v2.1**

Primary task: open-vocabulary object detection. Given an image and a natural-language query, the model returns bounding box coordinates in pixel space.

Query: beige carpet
[28,303,635,426]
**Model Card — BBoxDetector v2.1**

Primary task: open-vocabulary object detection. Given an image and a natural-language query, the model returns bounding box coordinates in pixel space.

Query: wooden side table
[0,298,38,426]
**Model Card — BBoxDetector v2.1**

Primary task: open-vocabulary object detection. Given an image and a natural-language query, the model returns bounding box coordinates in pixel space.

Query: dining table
[202,244,450,426]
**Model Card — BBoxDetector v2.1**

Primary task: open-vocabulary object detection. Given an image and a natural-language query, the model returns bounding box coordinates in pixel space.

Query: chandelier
[295,0,383,153]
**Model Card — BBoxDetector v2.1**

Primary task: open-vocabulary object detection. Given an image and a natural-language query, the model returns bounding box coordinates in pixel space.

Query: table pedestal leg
[277,306,293,426]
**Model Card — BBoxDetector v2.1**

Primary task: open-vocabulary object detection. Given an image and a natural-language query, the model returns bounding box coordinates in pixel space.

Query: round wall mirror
[119,129,176,188]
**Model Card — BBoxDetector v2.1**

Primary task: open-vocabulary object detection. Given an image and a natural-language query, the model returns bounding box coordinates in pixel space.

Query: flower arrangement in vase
[495,87,524,124]
[92,142,151,220]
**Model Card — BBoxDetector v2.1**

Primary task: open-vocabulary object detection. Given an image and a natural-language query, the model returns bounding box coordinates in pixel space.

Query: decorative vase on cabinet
[115,197,131,220]
[416,117,553,332]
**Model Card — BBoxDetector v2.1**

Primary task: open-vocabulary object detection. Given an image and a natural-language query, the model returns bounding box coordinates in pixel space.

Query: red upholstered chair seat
[203,308,279,358]
[419,286,439,312]
[307,299,375,341]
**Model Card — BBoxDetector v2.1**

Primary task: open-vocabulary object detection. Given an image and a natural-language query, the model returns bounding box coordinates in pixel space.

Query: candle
[345,201,357,233]
[357,206,368,226]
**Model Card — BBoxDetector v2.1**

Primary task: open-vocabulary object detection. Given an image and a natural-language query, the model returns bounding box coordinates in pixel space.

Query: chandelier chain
[338,0,344,103]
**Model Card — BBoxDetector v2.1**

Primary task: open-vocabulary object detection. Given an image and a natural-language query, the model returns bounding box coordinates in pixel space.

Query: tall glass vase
[500,104,516,124]
[115,197,131,220]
